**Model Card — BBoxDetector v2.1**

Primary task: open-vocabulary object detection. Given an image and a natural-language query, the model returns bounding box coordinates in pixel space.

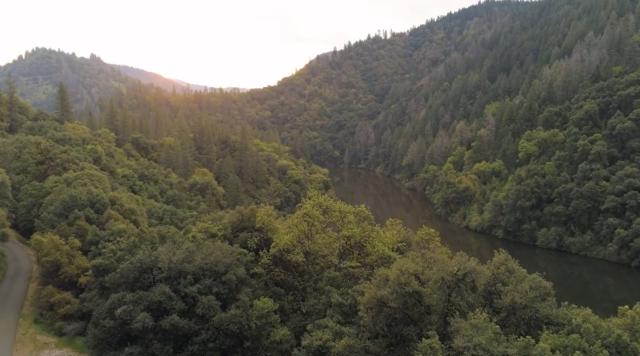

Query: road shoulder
[13,238,87,356]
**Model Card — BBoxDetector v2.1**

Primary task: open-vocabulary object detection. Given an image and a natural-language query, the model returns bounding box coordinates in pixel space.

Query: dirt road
[0,239,32,356]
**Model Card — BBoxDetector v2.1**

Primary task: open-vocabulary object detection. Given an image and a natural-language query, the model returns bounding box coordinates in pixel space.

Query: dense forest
[1,86,640,355]
[65,0,637,267]
[2,0,640,354]
[0,48,206,113]
[243,0,640,267]
[16,0,636,267]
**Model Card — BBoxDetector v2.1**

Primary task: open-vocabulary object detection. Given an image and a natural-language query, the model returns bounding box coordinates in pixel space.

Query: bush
[0,229,8,242]
[35,285,83,335]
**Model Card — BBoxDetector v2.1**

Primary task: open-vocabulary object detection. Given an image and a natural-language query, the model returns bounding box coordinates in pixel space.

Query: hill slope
[1,89,640,356]
[0,48,206,112]
[112,64,209,92]
[243,0,640,267]
[19,0,638,267]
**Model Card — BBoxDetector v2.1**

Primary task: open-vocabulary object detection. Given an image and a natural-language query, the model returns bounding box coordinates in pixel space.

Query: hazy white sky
[1,0,477,88]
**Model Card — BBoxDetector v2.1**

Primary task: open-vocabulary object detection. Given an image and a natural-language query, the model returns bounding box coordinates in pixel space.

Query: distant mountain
[112,64,210,92]
[0,48,229,112]
[0,48,126,112]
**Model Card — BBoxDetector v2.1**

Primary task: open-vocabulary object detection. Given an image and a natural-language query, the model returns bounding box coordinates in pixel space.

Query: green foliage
[31,233,90,292]
[483,251,556,337]
[0,86,329,351]
[358,249,484,354]
[135,0,637,268]
[87,240,294,355]
[55,82,72,123]
[35,286,82,335]
[0,91,635,356]
[414,332,444,356]
[9,1,639,269]
[186,168,225,211]
[0,168,13,209]
[2,1,640,354]
[450,311,511,356]
[0,49,143,112]
[422,72,640,267]
[0,95,636,354]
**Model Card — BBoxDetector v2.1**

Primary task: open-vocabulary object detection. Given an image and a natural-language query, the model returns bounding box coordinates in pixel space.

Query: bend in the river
[330,167,640,316]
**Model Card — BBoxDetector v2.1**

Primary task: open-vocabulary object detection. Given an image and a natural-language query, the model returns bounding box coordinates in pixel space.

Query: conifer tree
[6,75,18,133]
[55,82,72,124]
[104,99,119,137]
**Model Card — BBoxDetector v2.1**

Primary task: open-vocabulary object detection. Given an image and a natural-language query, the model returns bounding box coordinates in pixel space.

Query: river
[330,167,640,316]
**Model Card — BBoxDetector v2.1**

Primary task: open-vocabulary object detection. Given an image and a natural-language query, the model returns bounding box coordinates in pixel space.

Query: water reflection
[330,167,640,316]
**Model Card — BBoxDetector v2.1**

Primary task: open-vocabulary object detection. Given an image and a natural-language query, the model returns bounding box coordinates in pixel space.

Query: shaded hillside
[58,0,640,267]
[243,0,640,267]
[253,0,640,168]
[113,64,209,92]
[0,48,206,113]
[0,48,130,112]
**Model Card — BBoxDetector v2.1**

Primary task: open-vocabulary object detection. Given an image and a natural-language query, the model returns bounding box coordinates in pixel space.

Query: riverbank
[330,167,640,316]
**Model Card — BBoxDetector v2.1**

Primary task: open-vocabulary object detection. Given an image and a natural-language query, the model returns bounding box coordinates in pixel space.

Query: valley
[331,167,640,316]
[1,0,640,354]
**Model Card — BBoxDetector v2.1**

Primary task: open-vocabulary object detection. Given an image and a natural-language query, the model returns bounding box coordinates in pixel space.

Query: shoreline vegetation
[346,164,640,270]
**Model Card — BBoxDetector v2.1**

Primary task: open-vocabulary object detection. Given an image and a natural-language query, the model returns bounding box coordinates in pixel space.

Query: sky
[0,0,478,88]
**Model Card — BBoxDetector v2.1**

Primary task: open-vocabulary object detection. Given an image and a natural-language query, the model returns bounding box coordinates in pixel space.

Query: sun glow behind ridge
[0,0,477,88]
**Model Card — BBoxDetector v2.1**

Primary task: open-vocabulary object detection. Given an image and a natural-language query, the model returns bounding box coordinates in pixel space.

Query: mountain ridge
[0,48,243,113]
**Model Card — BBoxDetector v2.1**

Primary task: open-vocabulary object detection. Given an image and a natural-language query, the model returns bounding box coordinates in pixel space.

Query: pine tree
[56,82,72,124]
[6,74,18,133]
[104,99,120,137]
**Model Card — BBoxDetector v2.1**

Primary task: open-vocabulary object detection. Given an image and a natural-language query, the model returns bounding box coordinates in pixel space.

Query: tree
[5,74,18,133]
[186,168,225,211]
[56,82,72,123]
[449,311,510,356]
[483,251,556,337]
[87,241,294,355]
[31,233,90,292]
[104,99,119,138]
[358,245,484,355]
[0,169,12,210]
[414,332,444,356]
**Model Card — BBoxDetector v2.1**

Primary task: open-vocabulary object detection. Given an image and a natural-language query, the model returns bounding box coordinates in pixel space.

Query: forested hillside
[255,0,640,167]
[0,48,204,113]
[239,0,640,267]
[1,88,640,355]
[112,64,209,92]
[8,0,638,266]
[3,0,640,353]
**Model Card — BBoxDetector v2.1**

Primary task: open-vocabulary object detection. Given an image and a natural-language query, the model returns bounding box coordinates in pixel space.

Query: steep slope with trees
[0,86,328,344]
[0,48,206,113]
[2,89,639,355]
[239,0,640,267]
[253,0,640,170]
[1,22,640,356]
[6,1,639,267]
